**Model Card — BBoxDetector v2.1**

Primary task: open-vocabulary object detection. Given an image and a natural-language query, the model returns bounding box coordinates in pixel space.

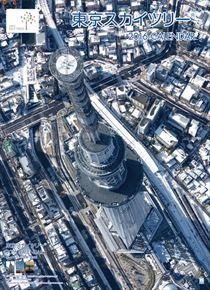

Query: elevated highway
[87,86,210,274]
[39,0,65,48]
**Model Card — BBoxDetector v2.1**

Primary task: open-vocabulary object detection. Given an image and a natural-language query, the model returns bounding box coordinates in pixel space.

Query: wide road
[88,87,210,274]
[131,81,209,125]
[38,0,65,48]
[0,101,64,135]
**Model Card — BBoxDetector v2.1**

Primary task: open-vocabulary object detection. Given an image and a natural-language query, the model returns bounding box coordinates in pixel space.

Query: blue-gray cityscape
[0,0,209,290]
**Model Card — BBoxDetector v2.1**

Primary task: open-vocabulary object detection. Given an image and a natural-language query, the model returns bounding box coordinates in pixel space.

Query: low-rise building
[168,111,190,131]
[138,118,151,135]
[180,84,197,103]
[155,126,178,149]
[147,100,164,122]
[19,154,36,177]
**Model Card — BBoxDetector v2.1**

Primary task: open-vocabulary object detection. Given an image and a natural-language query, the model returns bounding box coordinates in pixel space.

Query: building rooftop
[181,85,197,102]
[169,112,190,129]
[155,126,178,148]
[131,92,149,107]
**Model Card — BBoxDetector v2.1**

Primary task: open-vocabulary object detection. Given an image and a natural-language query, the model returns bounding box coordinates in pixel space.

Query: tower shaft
[61,71,100,143]
[49,47,127,190]
[49,47,148,249]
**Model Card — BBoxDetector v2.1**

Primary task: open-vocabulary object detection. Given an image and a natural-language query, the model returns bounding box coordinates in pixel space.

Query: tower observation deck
[49,47,150,248]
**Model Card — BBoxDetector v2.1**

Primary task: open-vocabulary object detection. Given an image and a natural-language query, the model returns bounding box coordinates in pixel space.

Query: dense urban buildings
[0,0,209,289]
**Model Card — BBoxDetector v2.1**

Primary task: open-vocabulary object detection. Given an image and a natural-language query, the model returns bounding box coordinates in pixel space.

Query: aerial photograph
[0,0,209,289]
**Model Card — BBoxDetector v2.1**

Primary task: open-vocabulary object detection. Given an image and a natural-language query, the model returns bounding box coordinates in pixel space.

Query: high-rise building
[49,47,151,249]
